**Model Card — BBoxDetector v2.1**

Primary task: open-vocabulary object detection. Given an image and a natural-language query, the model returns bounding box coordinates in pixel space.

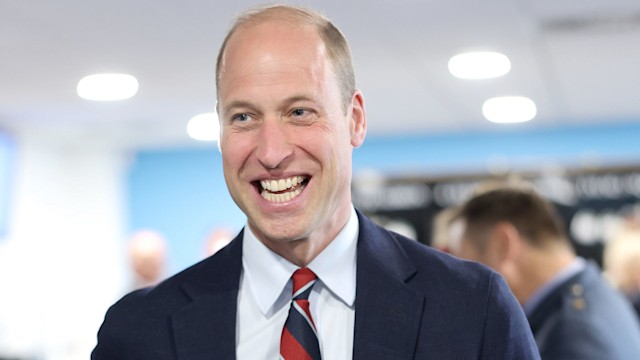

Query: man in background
[450,185,640,359]
[92,5,539,359]
[127,229,168,289]
[202,226,234,257]
[603,217,640,317]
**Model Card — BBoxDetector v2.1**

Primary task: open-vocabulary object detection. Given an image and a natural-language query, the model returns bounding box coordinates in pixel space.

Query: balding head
[216,4,355,112]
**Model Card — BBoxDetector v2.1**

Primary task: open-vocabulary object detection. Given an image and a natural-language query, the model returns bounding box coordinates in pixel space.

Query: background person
[203,226,234,257]
[604,223,640,317]
[449,185,640,359]
[127,229,168,289]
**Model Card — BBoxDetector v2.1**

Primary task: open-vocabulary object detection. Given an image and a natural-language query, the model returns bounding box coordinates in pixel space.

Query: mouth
[255,175,309,203]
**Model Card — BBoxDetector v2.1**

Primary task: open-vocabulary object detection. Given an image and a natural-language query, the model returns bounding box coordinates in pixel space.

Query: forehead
[218,21,331,95]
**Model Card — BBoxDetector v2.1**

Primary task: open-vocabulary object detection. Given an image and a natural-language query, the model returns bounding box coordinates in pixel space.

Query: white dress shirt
[236,206,359,359]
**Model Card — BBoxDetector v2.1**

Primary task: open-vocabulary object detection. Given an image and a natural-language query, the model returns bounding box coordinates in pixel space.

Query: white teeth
[260,176,305,192]
[260,178,306,203]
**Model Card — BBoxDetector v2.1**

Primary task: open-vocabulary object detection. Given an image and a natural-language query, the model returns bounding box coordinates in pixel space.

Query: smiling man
[92,5,539,359]
[216,14,362,267]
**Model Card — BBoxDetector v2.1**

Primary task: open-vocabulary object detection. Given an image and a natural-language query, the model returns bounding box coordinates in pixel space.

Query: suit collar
[171,230,244,360]
[527,260,599,334]
[353,211,425,359]
[168,213,428,359]
[524,257,586,316]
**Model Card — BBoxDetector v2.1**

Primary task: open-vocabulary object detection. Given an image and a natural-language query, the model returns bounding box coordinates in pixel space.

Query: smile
[259,175,308,203]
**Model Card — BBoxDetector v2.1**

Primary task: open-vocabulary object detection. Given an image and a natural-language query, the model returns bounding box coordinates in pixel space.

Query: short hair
[215,4,356,112]
[453,187,568,251]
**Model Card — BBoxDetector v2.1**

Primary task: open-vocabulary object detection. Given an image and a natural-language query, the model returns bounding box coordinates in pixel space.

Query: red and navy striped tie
[280,268,321,360]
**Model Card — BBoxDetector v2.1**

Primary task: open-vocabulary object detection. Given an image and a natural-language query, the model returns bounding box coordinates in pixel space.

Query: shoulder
[113,238,242,313]
[96,254,217,332]
[358,212,514,314]
[390,230,523,322]
[536,263,640,358]
[357,212,503,299]
[366,223,538,358]
[558,263,640,326]
[93,238,243,357]
[388,228,499,295]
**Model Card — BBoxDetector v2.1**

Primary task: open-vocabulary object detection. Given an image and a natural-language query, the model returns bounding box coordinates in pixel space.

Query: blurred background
[1,0,640,358]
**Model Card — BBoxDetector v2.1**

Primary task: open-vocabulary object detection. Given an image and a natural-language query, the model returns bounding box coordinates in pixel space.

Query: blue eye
[291,108,307,117]
[233,113,250,122]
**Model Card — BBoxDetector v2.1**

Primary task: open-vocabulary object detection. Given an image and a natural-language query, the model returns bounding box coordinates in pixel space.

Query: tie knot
[292,268,317,298]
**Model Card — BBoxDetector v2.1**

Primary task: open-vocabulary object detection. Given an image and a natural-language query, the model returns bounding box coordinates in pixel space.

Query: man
[127,229,168,289]
[449,186,640,359]
[92,5,539,359]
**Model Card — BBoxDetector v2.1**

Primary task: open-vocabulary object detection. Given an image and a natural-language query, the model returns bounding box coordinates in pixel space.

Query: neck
[251,205,353,267]
[513,244,576,305]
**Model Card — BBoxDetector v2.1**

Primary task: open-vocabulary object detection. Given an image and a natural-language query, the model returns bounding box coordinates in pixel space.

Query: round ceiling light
[482,96,537,123]
[448,51,511,79]
[187,112,220,142]
[77,73,139,101]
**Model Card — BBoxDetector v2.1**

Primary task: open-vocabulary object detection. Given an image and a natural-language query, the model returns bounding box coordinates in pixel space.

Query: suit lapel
[167,217,426,359]
[353,213,425,360]
[171,231,244,360]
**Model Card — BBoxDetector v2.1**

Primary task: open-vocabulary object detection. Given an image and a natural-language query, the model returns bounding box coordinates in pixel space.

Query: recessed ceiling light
[448,51,511,79]
[482,96,537,123]
[77,73,139,101]
[187,112,220,142]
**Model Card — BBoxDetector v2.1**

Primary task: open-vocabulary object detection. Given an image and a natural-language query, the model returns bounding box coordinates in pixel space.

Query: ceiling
[2,0,640,149]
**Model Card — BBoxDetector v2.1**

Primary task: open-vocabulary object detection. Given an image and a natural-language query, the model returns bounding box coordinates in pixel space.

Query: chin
[264,226,308,243]
[251,217,307,242]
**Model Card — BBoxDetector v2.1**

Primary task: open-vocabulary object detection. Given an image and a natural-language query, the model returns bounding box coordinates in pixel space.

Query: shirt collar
[242,206,359,316]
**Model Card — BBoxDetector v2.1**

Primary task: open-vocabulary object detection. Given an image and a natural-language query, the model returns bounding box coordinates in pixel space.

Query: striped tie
[280,268,321,360]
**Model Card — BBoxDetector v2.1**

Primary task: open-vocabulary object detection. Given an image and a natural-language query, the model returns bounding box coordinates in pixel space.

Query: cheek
[307,121,351,159]
[221,134,251,168]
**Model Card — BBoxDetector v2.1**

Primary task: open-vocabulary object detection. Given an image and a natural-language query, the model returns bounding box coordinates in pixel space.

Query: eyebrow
[222,100,256,115]
[222,95,318,114]
[282,95,316,105]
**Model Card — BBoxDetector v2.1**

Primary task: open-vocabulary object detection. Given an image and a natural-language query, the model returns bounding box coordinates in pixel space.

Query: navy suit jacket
[93,212,539,359]
[528,262,640,359]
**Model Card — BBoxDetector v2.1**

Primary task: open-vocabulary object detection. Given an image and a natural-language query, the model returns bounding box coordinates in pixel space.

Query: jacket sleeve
[481,273,541,360]
[91,298,126,360]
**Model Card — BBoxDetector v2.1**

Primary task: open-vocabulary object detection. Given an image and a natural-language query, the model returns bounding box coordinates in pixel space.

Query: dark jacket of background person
[449,185,640,360]
[92,212,539,360]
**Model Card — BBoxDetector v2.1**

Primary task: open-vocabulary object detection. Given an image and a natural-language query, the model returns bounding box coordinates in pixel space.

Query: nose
[255,118,293,170]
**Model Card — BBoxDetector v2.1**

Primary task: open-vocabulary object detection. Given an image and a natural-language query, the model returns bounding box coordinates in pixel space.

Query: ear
[487,222,522,267]
[349,90,367,148]
[215,102,223,153]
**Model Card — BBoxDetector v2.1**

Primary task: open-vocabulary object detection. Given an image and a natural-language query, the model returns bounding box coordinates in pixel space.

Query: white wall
[0,127,129,359]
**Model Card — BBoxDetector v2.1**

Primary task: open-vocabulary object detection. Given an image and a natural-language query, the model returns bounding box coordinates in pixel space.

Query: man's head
[215,5,366,265]
[216,5,355,112]
[450,186,575,303]
[128,230,167,287]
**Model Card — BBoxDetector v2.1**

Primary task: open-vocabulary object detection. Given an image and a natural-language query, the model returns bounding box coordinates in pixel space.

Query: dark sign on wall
[353,166,640,266]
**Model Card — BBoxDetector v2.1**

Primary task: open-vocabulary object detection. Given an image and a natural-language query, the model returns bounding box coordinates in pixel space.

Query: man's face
[217,21,365,250]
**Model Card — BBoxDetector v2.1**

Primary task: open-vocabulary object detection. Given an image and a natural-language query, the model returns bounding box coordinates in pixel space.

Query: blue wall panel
[129,121,640,273]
